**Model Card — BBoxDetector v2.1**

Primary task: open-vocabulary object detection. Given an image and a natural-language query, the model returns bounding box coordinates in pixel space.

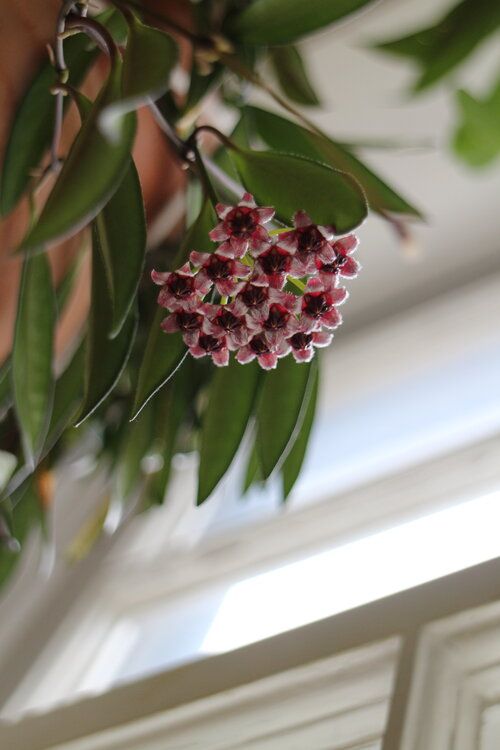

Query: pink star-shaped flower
[209,192,274,258]
[286,317,333,362]
[279,211,335,276]
[200,299,253,350]
[152,263,211,312]
[252,244,293,290]
[186,331,230,367]
[301,276,348,331]
[237,332,290,371]
[316,234,360,280]
[189,251,250,297]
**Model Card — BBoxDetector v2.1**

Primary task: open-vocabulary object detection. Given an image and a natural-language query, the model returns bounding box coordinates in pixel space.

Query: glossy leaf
[0,34,97,216]
[269,46,320,106]
[230,147,367,232]
[21,58,136,252]
[257,356,315,479]
[282,361,318,500]
[248,106,422,217]
[145,365,191,506]
[131,315,186,421]
[44,342,85,455]
[453,81,500,167]
[94,160,146,337]
[115,402,154,502]
[0,361,11,418]
[12,252,56,467]
[242,441,263,494]
[173,197,217,267]
[198,358,261,505]
[100,12,178,140]
[76,234,137,425]
[0,480,43,590]
[374,0,500,93]
[228,0,375,44]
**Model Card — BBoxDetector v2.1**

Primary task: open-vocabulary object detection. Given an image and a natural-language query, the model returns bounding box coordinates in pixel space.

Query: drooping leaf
[282,361,318,500]
[114,401,154,502]
[248,106,422,217]
[230,147,367,232]
[373,0,500,93]
[0,35,97,216]
[198,358,261,505]
[257,356,315,479]
[173,196,217,267]
[44,342,85,454]
[0,479,43,590]
[76,233,137,425]
[228,0,375,44]
[269,46,320,106]
[131,316,186,421]
[21,57,136,252]
[0,361,12,418]
[145,364,191,506]
[94,160,146,337]
[12,252,56,467]
[242,440,263,494]
[183,64,223,114]
[100,11,178,140]
[453,80,500,167]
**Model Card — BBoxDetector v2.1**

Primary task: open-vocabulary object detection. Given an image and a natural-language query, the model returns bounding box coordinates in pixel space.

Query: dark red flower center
[302,292,331,318]
[199,334,224,353]
[206,254,232,280]
[318,251,347,274]
[296,225,324,255]
[260,246,291,275]
[176,311,203,332]
[264,303,291,331]
[167,273,195,298]
[249,333,270,355]
[240,284,268,308]
[215,310,243,332]
[289,332,313,350]
[225,206,258,238]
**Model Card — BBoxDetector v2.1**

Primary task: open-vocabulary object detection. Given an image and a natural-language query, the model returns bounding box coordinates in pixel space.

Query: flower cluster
[151,193,360,369]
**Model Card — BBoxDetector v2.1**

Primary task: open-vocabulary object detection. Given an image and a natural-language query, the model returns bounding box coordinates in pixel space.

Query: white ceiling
[294,0,500,331]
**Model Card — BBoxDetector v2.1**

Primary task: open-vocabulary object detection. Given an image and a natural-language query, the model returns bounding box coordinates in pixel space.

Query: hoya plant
[0,0,443,588]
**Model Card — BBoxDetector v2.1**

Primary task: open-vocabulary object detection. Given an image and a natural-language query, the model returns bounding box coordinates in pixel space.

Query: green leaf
[282,361,318,500]
[173,197,217,267]
[257,356,315,479]
[453,80,500,167]
[248,106,422,217]
[12,252,56,467]
[242,441,263,494]
[0,361,12,418]
[94,160,146,337]
[374,0,500,93]
[44,342,85,454]
[21,57,137,252]
[76,233,137,426]
[184,64,223,113]
[0,34,97,216]
[230,147,367,232]
[0,452,17,495]
[269,46,320,106]
[114,401,154,501]
[100,12,178,140]
[228,0,375,44]
[145,365,191,506]
[0,480,42,590]
[197,358,261,505]
[131,314,186,421]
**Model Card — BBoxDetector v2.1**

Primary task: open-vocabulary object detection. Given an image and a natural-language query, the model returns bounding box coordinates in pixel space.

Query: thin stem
[64,15,118,61]
[187,124,237,153]
[117,0,203,46]
[148,101,187,158]
[219,53,327,141]
[191,142,218,207]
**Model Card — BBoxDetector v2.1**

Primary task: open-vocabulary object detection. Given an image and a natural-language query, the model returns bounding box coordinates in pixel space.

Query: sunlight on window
[201,489,500,654]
